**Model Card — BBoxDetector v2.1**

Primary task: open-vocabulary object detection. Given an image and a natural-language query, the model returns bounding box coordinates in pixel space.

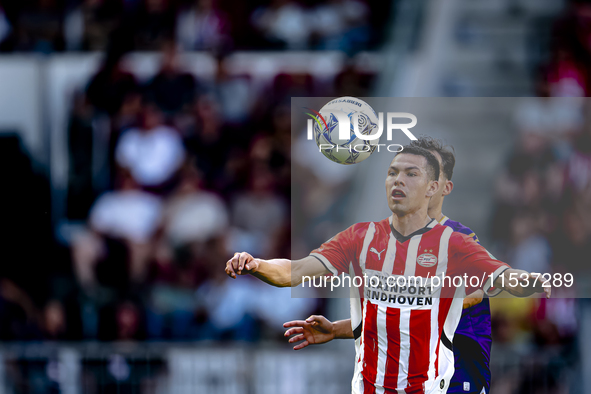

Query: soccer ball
[313,97,380,165]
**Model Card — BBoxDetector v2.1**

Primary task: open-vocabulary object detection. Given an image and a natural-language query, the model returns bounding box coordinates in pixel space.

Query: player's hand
[463,289,484,309]
[225,252,260,278]
[516,272,552,298]
[283,315,335,350]
[497,269,552,298]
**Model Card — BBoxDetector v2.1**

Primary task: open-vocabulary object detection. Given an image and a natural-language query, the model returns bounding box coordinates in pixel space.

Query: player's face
[385,154,439,216]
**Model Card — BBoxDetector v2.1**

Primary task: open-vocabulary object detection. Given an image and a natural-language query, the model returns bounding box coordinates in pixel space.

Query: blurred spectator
[310,0,370,52]
[230,167,287,257]
[546,46,588,97]
[145,40,197,114]
[86,52,138,115]
[42,300,67,340]
[115,104,186,191]
[11,0,63,53]
[183,95,248,191]
[176,0,232,51]
[115,301,144,340]
[0,279,40,340]
[0,4,11,49]
[71,171,163,288]
[67,91,96,220]
[514,78,583,160]
[251,0,310,49]
[162,168,228,248]
[64,0,123,51]
[207,54,253,126]
[506,212,552,274]
[195,269,259,341]
[133,0,175,50]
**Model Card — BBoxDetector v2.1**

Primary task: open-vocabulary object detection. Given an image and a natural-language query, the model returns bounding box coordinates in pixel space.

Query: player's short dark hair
[396,146,440,182]
[408,136,456,180]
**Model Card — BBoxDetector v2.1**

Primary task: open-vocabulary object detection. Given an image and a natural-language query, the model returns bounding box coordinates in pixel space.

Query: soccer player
[283,137,494,394]
[225,146,550,394]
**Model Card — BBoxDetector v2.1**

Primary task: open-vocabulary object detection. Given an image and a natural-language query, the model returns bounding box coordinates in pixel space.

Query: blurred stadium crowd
[0,0,390,53]
[484,3,591,390]
[0,0,387,344]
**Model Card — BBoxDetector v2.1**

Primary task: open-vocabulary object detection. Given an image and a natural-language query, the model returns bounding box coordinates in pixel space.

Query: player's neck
[427,207,444,222]
[390,209,432,236]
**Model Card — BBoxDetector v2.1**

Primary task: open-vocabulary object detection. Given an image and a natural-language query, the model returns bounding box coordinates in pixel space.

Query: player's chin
[389,202,406,213]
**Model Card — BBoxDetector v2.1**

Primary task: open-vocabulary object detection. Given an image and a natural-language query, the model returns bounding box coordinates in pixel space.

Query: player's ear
[442,180,454,196]
[426,180,439,197]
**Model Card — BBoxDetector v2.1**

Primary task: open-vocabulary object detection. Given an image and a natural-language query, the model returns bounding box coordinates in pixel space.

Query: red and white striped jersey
[310,217,509,394]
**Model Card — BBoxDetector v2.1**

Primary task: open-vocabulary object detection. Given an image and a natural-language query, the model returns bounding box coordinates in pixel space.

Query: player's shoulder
[347,219,387,234]
[447,230,480,248]
[340,218,390,239]
[441,216,479,243]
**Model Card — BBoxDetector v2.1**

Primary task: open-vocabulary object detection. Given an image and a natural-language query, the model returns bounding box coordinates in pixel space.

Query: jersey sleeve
[448,233,510,296]
[309,223,368,276]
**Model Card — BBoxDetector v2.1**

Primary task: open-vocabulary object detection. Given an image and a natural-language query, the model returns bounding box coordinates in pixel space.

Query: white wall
[0,57,43,162]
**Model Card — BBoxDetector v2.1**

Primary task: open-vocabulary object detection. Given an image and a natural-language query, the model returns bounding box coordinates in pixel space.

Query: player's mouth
[391,189,406,199]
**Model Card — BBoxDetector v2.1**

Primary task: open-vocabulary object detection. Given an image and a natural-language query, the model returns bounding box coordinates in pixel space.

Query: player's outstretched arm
[283,316,354,350]
[225,252,330,287]
[494,269,551,298]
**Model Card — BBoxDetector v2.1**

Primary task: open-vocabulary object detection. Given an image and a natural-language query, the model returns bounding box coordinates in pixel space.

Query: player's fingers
[305,315,323,323]
[244,260,258,271]
[283,320,307,328]
[230,253,240,271]
[284,327,304,337]
[238,252,251,273]
[545,286,551,298]
[293,340,310,350]
[225,260,237,279]
[288,334,305,343]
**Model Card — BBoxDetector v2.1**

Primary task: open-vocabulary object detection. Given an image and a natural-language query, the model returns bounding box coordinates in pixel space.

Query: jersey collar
[439,215,449,225]
[388,217,437,244]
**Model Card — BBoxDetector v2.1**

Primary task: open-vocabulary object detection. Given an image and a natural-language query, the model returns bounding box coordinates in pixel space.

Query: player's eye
[408,172,417,177]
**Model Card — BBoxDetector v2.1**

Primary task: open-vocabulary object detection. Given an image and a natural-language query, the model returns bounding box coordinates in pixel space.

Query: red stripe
[392,242,407,275]
[383,308,401,389]
[407,310,430,389]
[363,302,378,387]
[363,377,376,394]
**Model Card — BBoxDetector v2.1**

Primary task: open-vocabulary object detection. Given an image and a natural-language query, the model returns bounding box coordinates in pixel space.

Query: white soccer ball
[313,97,380,165]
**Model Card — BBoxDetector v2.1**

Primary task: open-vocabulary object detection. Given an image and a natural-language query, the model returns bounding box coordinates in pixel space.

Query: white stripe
[358,298,369,378]
[427,219,438,228]
[374,231,398,393]
[435,227,453,278]
[397,308,412,389]
[359,222,376,271]
[374,305,388,394]
[484,265,510,296]
[350,263,363,329]
[381,233,397,274]
[427,226,452,387]
[309,253,338,276]
[403,235,422,277]
[354,223,375,392]
[351,339,363,394]
[427,296,440,384]
[438,215,449,225]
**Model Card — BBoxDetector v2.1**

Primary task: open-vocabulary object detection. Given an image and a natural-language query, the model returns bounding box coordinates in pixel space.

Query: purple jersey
[440,216,491,394]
